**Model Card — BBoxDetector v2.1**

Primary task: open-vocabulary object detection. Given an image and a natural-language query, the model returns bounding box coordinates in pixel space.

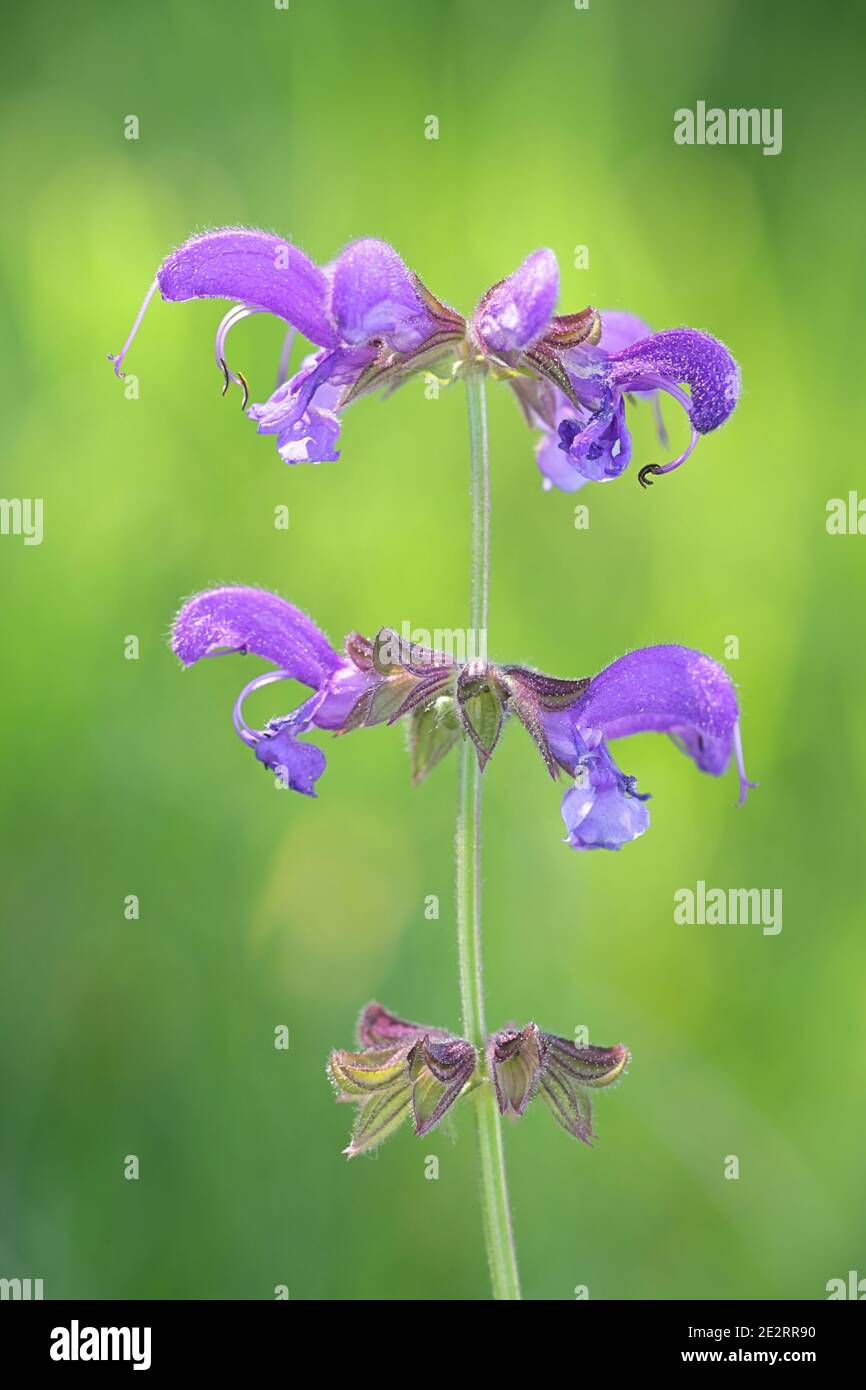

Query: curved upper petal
[157,228,338,347]
[569,644,739,776]
[596,311,658,406]
[172,586,342,689]
[329,239,443,352]
[608,328,739,434]
[473,248,559,353]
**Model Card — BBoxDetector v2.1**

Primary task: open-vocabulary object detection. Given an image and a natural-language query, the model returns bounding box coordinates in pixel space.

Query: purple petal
[172,586,342,688]
[561,780,650,851]
[329,239,442,352]
[558,394,632,482]
[474,248,559,353]
[535,429,589,493]
[157,228,338,348]
[609,328,739,434]
[597,312,663,405]
[570,645,740,777]
[312,664,376,730]
[559,739,651,851]
[597,310,654,354]
[276,407,341,464]
[596,312,670,444]
[247,346,374,464]
[254,729,327,797]
[246,356,337,435]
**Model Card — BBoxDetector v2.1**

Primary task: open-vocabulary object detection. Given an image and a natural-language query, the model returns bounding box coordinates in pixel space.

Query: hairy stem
[456,368,521,1301]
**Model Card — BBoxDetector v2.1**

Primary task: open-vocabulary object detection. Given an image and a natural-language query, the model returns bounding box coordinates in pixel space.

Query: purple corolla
[172,586,752,851]
[111,229,738,488]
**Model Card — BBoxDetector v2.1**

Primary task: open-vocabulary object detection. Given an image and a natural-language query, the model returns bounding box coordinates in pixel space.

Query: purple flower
[172,588,752,849]
[171,587,468,796]
[509,300,740,492]
[469,253,739,491]
[110,230,738,487]
[487,1023,629,1145]
[509,644,754,851]
[171,586,375,797]
[109,229,464,467]
[328,1003,477,1158]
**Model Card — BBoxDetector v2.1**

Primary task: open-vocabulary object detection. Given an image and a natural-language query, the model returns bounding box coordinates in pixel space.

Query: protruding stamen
[652,392,670,449]
[733,721,756,806]
[638,423,698,488]
[276,327,296,388]
[232,668,293,747]
[215,304,259,406]
[638,464,663,488]
[636,379,699,488]
[107,278,160,378]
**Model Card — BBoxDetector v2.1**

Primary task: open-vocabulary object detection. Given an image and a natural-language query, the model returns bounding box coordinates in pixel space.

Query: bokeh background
[1,0,864,1301]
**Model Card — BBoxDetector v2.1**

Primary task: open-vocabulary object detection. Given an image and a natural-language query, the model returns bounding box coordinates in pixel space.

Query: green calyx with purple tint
[328,1004,477,1159]
[329,1005,630,1157]
[487,1024,629,1146]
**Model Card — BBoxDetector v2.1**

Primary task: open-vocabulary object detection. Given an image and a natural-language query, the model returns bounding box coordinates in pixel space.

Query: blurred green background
[1,0,863,1301]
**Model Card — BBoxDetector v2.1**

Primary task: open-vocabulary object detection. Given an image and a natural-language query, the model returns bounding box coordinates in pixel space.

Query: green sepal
[329,1047,410,1095]
[457,675,505,770]
[538,1065,594,1145]
[345,1084,413,1158]
[340,673,419,732]
[409,696,461,784]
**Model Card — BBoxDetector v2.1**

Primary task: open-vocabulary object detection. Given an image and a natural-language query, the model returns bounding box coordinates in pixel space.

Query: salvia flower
[172,585,377,796]
[111,229,738,488]
[487,1024,629,1145]
[529,644,755,850]
[328,1003,476,1158]
[171,586,752,849]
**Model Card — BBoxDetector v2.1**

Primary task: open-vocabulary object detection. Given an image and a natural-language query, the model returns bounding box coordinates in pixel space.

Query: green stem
[456,368,521,1301]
